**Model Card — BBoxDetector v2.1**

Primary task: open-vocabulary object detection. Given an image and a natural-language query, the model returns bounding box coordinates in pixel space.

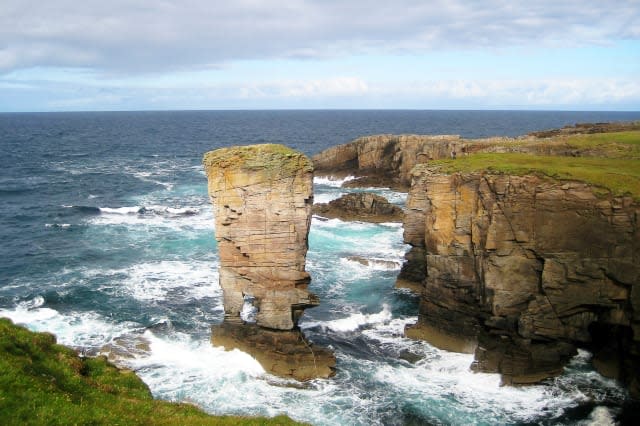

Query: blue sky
[1,0,639,111]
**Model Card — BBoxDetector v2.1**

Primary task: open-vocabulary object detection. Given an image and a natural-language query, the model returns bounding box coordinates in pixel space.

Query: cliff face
[403,165,640,390]
[312,134,463,188]
[203,144,335,380]
[204,144,315,330]
[312,126,640,190]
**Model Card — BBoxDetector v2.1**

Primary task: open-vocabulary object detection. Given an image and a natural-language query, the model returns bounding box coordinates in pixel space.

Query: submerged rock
[203,144,335,380]
[313,192,403,223]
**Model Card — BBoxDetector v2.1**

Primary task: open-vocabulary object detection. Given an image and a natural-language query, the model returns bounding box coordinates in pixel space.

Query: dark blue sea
[2,110,640,425]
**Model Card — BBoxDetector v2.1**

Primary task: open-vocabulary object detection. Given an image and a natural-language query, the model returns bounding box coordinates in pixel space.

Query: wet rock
[212,320,335,381]
[313,192,403,223]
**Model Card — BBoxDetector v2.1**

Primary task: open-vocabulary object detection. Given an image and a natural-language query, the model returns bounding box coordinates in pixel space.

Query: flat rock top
[203,143,313,176]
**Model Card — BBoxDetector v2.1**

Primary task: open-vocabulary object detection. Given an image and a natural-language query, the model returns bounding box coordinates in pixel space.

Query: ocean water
[2,110,640,425]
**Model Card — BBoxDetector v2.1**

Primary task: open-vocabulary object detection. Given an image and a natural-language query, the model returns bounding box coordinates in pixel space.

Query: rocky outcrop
[203,144,335,380]
[313,192,403,223]
[312,123,640,190]
[312,134,463,189]
[402,164,640,392]
[528,121,640,138]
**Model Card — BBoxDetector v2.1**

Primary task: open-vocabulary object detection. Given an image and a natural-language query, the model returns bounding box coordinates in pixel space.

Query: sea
[2,110,640,426]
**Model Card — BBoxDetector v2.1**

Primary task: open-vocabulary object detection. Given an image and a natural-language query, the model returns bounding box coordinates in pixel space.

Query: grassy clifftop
[0,318,301,426]
[428,130,640,200]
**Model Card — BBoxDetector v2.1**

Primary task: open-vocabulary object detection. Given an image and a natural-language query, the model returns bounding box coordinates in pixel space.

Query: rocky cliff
[312,123,640,190]
[402,164,640,392]
[203,144,335,380]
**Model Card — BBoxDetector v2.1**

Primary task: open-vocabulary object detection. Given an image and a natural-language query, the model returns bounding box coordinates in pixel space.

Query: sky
[1,0,639,112]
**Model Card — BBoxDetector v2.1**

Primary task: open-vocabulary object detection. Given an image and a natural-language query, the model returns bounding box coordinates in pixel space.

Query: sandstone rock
[312,134,463,189]
[313,192,403,223]
[212,320,335,381]
[203,144,315,331]
[402,165,640,392]
[203,144,335,380]
[313,123,640,191]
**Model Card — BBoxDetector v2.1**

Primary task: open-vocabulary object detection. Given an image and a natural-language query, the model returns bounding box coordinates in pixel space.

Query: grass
[428,153,640,200]
[0,317,303,426]
[560,131,640,158]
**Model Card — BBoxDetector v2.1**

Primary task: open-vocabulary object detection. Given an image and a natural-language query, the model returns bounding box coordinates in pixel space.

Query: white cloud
[376,78,640,107]
[0,0,638,74]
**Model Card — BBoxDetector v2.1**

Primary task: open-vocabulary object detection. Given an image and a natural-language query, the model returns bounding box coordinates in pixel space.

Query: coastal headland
[313,121,640,396]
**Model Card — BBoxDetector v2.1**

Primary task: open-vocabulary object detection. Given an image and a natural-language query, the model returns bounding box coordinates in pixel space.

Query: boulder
[313,192,403,223]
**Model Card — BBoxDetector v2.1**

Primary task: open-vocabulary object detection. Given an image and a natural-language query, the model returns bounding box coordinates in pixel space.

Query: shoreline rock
[313,192,403,223]
[402,165,640,391]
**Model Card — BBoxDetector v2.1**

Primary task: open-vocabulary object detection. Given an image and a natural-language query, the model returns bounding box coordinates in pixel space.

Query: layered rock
[313,192,403,223]
[203,144,335,380]
[402,164,640,392]
[312,124,640,190]
[312,134,463,189]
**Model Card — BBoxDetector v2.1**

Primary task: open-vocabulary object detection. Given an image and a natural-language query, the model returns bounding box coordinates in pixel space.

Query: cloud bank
[1,0,638,74]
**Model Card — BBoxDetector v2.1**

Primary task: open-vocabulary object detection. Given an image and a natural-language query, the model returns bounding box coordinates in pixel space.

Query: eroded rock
[313,192,403,223]
[203,144,335,380]
[402,165,640,391]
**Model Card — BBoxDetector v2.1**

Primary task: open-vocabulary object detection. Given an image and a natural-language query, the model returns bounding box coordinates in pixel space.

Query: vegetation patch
[0,317,302,426]
[428,153,640,200]
[203,144,313,176]
[560,131,640,158]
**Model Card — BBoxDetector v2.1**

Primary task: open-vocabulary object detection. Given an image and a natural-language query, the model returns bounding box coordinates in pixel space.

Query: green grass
[560,131,640,158]
[0,317,303,426]
[428,153,640,200]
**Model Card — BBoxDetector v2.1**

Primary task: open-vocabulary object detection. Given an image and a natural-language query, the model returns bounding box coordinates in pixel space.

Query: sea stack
[203,144,335,381]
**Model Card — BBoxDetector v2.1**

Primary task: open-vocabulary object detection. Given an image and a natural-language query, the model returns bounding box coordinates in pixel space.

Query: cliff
[312,127,640,391]
[311,124,640,190]
[402,162,640,392]
[203,144,335,380]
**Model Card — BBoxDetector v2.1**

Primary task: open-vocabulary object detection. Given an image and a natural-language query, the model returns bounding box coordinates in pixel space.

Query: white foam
[584,406,616,426]
[0,303,139,351]
[45,223,71,228]
[307,305,393,333]
[100,206,143,215]
[88,260,220,303]
[314,175,356,187]
[240,297,258,323]
[313,192,345,204]
[341,257,402,272]
[89,204,213,230]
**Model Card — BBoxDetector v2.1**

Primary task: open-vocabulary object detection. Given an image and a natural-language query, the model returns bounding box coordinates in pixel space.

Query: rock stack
[203,144,335,381]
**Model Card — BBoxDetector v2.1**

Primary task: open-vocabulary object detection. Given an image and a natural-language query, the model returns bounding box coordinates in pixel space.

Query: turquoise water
[2,110,639,425]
